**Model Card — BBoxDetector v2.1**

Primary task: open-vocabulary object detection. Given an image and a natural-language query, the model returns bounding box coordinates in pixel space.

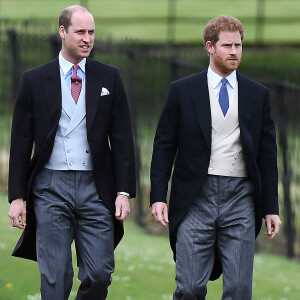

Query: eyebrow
[221,42,241,46]
[74,28,95,33]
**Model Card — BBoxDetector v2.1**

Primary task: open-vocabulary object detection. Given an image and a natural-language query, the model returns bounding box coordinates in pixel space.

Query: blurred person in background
[150,15,281,300]
[8,5,135,300]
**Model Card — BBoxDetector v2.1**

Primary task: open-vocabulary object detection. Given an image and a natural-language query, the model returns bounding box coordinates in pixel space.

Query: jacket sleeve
[257,88,279,216]
[109,68,136,198]
[8,72,34,202]
[150,83,179,205]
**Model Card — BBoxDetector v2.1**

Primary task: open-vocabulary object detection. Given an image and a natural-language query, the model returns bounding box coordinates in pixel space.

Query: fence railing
[1,29,300,259]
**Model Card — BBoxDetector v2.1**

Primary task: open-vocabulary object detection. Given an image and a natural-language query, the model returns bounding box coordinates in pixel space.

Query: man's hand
[264,214,282,239]
[8,198,26,230]
[151,202,169,227]
[115,195,130,221]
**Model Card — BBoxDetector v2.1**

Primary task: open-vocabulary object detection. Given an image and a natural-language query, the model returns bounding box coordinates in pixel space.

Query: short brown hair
[203,15,244,45]
[59,5,91,32]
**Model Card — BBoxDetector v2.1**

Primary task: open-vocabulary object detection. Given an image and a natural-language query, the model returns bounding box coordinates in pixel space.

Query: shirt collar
[59,52,86,75]
[207,66,237,89]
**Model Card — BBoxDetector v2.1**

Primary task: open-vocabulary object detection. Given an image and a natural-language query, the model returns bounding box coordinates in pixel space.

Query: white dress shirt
[207,66,238,108]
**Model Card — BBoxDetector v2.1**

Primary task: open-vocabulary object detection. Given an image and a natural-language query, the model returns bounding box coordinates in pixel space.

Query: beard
[213,52,241,76]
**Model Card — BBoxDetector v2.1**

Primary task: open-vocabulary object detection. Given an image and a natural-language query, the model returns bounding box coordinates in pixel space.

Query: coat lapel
[42,58,62,139]
[85,59,103,132]
[43,58,61,116]
[188,69,212,150]
[237,73,254,134]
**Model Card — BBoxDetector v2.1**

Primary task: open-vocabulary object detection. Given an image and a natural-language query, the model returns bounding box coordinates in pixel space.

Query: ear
[59,25,66,39]
[205,41,214,54]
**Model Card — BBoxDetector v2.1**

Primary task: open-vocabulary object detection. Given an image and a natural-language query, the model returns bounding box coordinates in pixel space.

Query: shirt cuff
[117,191,131,199]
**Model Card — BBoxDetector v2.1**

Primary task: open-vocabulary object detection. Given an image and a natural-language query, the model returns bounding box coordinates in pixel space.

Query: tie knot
[221,78,228,86]
[73,64,79,73]
[71,64,81,82]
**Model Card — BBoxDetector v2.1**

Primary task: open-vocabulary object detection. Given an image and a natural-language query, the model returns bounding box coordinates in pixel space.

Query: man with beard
[150,15,281,299]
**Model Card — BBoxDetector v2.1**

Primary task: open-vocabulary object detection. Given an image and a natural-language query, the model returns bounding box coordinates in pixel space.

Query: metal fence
[1,29,300,259]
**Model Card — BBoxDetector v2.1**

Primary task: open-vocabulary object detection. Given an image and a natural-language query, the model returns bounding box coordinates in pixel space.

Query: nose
[82,33,90,43]
[230,45,238,54]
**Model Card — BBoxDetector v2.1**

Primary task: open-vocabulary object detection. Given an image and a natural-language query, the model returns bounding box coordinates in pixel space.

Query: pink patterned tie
[71,64,82,104]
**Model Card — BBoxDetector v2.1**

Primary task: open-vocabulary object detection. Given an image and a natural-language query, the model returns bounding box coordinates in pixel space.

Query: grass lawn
[1,0,300,44]
[1,194,300,299]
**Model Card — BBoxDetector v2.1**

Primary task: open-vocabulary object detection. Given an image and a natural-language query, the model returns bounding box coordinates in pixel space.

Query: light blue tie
[219,78,229,116]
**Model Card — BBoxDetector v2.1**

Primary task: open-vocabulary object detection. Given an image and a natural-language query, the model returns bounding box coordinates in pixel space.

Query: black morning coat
[8,57,136,261]
[150,69,278,280]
